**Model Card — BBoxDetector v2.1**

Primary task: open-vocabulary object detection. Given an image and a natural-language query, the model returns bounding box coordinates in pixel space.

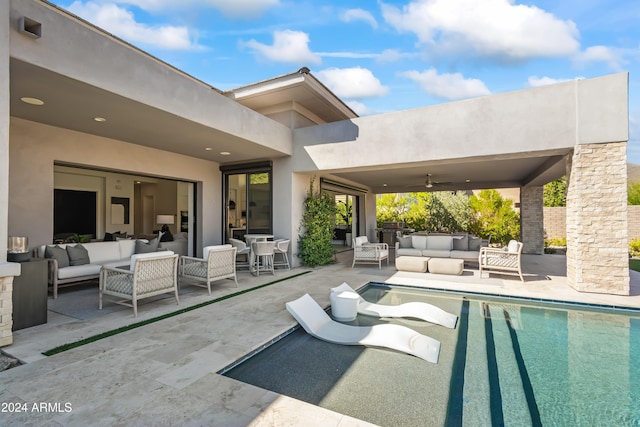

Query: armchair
[352,236,389,269]
[479,240,524,281]
[179,245,238,294]
[99,251,179,317]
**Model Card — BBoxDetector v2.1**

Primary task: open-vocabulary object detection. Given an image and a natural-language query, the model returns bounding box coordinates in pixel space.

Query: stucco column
[520,185,544,254]
[0,0,16,346]
[566,142,629,295]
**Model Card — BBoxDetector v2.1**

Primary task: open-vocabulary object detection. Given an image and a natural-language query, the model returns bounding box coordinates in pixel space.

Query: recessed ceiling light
[205,147,213,151]
[465,179,471,183]
[220,151,231,156]
[20,97,44,106]
[383,183,388,187]
[93,117,106,122]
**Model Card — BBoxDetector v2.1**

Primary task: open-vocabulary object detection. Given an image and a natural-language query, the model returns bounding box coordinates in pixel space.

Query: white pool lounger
[285,293,440,363]
[331,282,458,329]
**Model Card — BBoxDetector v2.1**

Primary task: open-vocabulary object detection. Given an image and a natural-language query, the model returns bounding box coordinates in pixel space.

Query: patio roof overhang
[293,73,628,194]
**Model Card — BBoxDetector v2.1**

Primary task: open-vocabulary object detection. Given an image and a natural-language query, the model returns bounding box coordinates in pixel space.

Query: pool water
[222,283,640,427]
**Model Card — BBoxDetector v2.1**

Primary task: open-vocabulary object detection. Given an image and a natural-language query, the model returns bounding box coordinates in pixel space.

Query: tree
[469,189,520,245]
[297,178,337,267]
[543,176,567,207]
[376,193,410,227]
[376,191,473,232]
[629,180,640,205]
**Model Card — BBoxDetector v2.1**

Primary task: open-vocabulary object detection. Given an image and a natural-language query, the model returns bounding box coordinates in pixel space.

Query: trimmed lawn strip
[43,271,311,356]
[631,258,640,273]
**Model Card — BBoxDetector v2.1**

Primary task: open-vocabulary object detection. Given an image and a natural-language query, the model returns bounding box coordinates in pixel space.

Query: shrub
[545,237,567,247]
[469,189,520,246]
[297,177,337,267]
[630,239,640,258]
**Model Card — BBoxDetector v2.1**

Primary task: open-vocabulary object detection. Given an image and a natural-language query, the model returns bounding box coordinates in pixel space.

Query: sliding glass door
[222,162,272,242]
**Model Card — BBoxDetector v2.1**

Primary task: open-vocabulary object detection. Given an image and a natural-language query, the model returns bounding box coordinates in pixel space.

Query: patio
[1,250,640,425]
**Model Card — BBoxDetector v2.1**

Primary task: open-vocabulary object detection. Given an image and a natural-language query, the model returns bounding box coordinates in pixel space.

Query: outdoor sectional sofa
[395,233,486,262]
[37,238,165,298]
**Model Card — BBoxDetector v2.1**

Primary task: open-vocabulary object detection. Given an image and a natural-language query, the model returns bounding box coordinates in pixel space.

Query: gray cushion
[453,234,468,251]
[469,237,482,251]
[397,236,413,248]
[66,244,90,266]
[135,237,160,254]
[426,235,453,251]
[411,235,428,250]
[45,245,70,268]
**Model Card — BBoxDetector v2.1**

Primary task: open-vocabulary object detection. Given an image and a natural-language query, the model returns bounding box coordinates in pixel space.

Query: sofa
[395,233,486,262]
[37,238,167,298]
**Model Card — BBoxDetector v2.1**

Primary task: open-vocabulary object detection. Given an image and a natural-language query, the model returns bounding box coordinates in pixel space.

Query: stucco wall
[9,118,222,254]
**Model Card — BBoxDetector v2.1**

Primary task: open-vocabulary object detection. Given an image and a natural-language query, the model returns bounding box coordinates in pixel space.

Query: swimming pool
[222,283,640,426]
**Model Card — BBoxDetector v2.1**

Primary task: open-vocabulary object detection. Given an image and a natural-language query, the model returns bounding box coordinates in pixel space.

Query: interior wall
[9,117,222,251]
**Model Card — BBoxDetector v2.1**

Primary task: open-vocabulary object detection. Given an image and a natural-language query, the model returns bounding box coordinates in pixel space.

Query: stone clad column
[566,142,629,295]
[520,186,544,254]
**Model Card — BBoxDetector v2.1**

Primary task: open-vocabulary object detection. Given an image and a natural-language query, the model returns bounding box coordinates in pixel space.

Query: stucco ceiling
[10,58,569,192]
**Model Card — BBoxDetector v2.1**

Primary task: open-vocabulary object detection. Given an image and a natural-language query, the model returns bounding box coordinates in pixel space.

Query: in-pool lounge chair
[285,293,441,363]
[331,282,458,329]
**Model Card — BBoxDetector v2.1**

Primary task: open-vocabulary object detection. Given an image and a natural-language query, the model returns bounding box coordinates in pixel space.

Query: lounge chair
[285,293,441,363]
[331,282,458,329]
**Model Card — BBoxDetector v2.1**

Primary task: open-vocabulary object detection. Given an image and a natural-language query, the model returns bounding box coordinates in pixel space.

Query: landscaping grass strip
[630,258,640,272]
[43,271,311,356]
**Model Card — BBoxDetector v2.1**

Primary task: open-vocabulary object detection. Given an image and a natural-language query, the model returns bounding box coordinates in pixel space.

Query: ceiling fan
[424,174,452,189]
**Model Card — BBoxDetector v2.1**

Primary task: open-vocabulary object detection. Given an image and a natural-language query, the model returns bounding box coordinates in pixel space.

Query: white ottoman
[428,258,464,275]
[395,256,429,273]
[330,290,360,322]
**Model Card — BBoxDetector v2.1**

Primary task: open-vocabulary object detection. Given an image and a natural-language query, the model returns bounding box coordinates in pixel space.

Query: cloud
[400,68,490,100]
[380,0,579,62]
[244,30,321,64]
[340,8,378,28]
[114,0,280,19]
[68,1,200,50]
[345,100,369,115]
[573,45,627,71]
[316,67,389,99]
[527,76,581,87]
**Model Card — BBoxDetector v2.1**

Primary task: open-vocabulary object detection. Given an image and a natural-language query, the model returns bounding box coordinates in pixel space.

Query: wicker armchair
[352,236,389,269]
[99,251,179,317]
[479,240,524,281]
[179,245,238,294]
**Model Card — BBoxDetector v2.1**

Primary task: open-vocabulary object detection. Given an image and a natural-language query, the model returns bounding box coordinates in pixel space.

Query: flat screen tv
[54,189,97,239]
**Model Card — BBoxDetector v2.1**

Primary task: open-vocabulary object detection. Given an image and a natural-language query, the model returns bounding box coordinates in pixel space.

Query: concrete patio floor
[1,249,640,426]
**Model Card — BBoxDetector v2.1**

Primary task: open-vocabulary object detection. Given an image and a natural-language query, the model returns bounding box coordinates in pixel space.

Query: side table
[12,258,48,331]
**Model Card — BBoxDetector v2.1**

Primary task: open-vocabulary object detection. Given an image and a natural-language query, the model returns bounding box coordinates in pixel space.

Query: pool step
[458,301,541,427]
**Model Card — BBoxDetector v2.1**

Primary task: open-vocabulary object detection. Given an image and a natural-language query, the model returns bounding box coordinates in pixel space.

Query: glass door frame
[221,161,273,243]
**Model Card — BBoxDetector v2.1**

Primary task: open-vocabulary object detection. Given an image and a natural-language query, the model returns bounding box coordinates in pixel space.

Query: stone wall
[544,205,640,241]
[0,276,13,347]
[566,142,629,295]
[521,186,544,254]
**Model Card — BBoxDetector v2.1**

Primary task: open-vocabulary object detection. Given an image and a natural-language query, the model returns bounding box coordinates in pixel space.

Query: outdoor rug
[48,281,197,320]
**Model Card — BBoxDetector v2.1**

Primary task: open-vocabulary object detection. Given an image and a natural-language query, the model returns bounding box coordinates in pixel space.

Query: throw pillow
[103,232,114,241]
[159,229,174,242]
[397,235,412,248]
[452,234,469,251]
[66,244,90,266]
[135,236,160,254]
[468,237,482,251]
[45,245,70,268]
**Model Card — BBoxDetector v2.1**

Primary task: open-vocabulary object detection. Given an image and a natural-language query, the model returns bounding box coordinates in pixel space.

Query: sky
[49,0,640,163]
